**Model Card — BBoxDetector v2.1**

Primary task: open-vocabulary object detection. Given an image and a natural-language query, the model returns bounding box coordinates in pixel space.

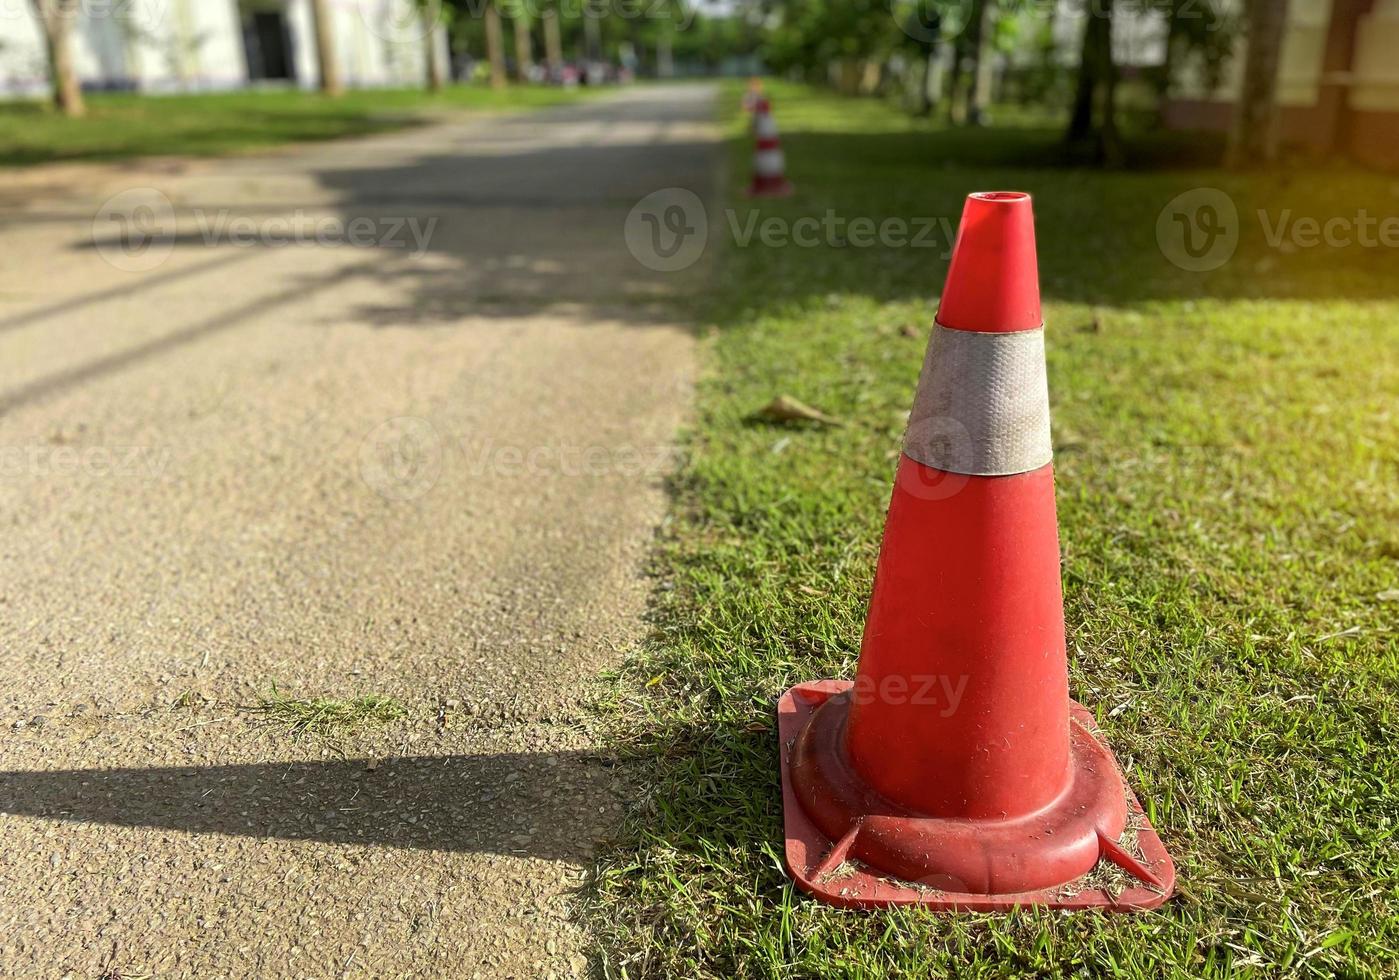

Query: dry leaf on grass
[754,395,843,427]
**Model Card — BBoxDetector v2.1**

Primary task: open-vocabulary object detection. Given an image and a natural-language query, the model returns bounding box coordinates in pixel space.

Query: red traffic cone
[747,98,793,198]
[777,191,1176,911]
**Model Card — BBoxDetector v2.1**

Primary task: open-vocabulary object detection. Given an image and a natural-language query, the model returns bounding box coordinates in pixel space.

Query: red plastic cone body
[777,192,1175,910]
[846,460,1070,818]
[848,192,1062,819]
[935,191,1042,333]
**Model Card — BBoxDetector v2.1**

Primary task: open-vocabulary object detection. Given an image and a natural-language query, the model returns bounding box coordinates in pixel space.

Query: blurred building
[0,0,435,98]
[1165,0,1399,167]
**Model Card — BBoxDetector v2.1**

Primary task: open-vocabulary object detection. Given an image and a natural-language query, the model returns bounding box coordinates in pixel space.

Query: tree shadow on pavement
[0,92,720,418]
[0,750,624,862]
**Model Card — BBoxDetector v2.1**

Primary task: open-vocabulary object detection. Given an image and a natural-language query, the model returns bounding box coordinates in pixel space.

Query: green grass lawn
[0,84,600,167]
[588,81,1399,978]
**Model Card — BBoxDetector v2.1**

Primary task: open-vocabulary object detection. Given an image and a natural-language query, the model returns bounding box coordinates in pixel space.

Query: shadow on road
[0,258,376,416]
[0,89,719,416]
[0,750,622,861]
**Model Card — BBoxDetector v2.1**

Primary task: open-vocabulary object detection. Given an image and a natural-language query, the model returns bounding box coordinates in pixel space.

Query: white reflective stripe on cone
[754,149,786,176]
[755,115,780,139]
[903,324,1053,477]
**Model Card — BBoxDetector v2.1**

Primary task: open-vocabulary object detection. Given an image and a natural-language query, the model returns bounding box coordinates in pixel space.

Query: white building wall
[1351,0,1399,112]
[1,0,430,99]
[0,0,246,96]
[125,0,249,92]
[1033,0,1170,69]
[285,0,318,87]
[1172,0,1334,107]
[0,1,58,96]
[284,0,430,90]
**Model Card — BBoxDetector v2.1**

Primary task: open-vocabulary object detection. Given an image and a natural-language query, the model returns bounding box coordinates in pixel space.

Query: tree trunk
[512,13,532,82]
[966,0,995,125]
[1314,0,1372,158]
[484,3,507,90]
[1098,23,1122,165]
[1067,29,1097,141]
[426,18,447,91]
[31,0,85,117]
[945,42,966,123]
[1066,0,1122,165]
[859,60,883,96]
[656,30,674,78]
[310,0,342,96]
[1228,0,1290,167]
[918,46,939,117]
[543,9,564,73]
[583,10,602,63]
[1159,11,1182,100]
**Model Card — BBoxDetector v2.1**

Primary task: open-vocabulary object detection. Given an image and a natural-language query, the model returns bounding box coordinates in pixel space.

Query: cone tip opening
[968,191,1031,204]
[937,191,1041,333]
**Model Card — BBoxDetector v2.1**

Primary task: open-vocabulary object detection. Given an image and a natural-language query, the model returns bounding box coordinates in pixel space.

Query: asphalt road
[0,83,717,978]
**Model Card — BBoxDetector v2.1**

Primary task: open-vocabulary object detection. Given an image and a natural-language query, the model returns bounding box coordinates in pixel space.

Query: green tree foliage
[763,0,903,84]
[1162,0,1238,96]
[439,1,747,77]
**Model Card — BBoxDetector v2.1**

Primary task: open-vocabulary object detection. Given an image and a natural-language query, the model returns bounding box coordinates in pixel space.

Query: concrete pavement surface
[0,84,718,977]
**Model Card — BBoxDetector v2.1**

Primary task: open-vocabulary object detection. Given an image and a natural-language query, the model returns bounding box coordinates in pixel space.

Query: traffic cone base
[746,175,794,198]
[778,681,1176,910]
[775,190,1176,912]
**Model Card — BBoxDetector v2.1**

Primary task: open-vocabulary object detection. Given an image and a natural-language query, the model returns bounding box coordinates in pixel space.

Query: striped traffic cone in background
[747,98,793,198]
[776,191,1176,911]
[742,76,764,114]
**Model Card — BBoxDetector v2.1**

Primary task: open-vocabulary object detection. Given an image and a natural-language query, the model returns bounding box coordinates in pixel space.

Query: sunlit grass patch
[251,684,408,740]
[0,84,604,167]
[587,81,1399,979]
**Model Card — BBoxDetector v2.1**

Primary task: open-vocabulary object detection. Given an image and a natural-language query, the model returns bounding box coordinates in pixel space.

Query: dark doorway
[244,10,295,82]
